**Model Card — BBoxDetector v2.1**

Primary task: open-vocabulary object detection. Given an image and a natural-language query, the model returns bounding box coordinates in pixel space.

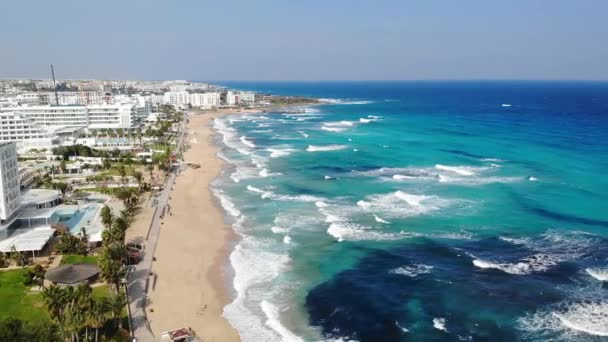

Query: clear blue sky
[1,0,606,81]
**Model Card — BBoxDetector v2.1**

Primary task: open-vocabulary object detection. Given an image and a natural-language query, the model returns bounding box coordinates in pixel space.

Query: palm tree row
[42,283,125,342]
[99,205,130,293]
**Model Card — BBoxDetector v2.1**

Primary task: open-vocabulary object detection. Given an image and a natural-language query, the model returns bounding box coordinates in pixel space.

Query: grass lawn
[0,269,49,322]
[61,254,99,265]
[92,284,111,300]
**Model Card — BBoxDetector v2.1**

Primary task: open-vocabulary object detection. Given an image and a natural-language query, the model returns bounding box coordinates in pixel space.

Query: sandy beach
[147,108,256,341]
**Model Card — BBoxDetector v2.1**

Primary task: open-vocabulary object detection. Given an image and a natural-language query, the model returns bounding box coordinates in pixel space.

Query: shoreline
[147,108,251,341]
[146,103,319,341]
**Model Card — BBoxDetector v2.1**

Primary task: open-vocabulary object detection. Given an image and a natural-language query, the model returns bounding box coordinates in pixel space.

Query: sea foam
[306,145,348,152]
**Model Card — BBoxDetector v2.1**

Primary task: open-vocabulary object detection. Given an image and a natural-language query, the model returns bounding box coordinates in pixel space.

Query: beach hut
[44,263,100,286]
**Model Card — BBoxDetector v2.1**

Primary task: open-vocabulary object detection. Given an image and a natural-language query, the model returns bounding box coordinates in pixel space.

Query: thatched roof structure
[44,263,100,285]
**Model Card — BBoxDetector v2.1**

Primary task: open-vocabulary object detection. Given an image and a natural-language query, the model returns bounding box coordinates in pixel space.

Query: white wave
[216,152,234,164]
[247,185,265,194]
[324,175,333,180]
[472,254,560,275]
[251,188,326,203]
[240,136,256,148]
[390,264,433,277]
[214,117,247,155]
[392,174,418,181]
[356,191,448,218]
[315,201,329,208]
[306,144,348,152]
[499,236,530,245]
[303,107,320,113]
[355,166,432,178]
[394,191,433,206]
[327,222,418,242]
[224,238,292,342]
[297,131,309,138]
[395,321,409,333]
[438,174,522,185]
[321,126,348,132]
[259,168,281,178]
[586,268,608,281]
[324,213,343,223]
[481,158,505,162]
[324,121,355,127]
[319,98,373,105]
[433,318,448,332]
[359,118,372,123]
[552,303,608,337]
[267,148,296,158]
[374,215,390,224]
[260,301,304,342]
[283,236,292,244]
[435,164,485,176]
[212,188,241,218]
[529,176,538,182]
[271,226,289,234]
[231,166,259,183]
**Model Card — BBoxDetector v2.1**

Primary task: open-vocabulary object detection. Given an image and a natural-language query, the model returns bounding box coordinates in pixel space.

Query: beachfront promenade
[128,117,188,341]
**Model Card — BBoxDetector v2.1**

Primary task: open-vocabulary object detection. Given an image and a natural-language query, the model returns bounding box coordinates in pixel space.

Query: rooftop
[45,263,100,284]
[0,227,54,253]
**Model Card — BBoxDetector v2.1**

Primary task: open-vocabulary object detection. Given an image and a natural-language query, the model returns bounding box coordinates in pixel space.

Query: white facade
[225,91,255,105]
[190,92,220,108]
[0,142,21,222]
[226,91,238,106]
[163,91,220,108]
[4,103,136,131]
[239,92,256,103]
[0,112,59,152]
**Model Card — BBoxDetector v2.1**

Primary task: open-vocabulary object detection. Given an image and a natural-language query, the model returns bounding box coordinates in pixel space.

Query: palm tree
[98,243,127,293]
[74,283,93,341]
[88,300,108,342]
[100,205,113,230]
[136,129,143,146]
[105,294,126,330]
[132,171,143,185]
[42,286,65,321]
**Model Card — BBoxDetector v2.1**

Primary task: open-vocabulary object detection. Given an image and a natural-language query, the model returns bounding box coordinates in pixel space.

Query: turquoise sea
[208,81,608,341]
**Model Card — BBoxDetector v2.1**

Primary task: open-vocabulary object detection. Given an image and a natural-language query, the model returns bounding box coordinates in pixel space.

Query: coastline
[147,108,251,341]
[146,103,318,341]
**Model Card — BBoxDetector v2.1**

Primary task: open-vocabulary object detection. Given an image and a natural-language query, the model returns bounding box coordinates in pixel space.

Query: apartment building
[0,142,21,224]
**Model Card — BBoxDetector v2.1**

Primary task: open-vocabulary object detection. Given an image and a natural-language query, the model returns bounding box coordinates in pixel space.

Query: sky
[1,0,607,81]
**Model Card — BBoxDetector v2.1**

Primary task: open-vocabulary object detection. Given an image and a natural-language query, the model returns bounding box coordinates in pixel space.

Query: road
[127,117,188,341]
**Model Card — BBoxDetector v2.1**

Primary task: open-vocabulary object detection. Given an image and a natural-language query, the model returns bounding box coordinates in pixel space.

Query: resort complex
[0,78,286,341]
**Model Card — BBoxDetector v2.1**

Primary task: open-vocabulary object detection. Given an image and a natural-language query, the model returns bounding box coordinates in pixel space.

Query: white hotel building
[0,142,20,225]
[0,101,150,152]
[163,91,221,108]
[0,112,59,152]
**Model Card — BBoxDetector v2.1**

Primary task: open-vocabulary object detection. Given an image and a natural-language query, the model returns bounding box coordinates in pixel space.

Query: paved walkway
[128,119,188,341]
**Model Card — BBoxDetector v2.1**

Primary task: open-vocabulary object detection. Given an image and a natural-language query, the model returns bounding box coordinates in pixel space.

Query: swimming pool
[51,205,100,234]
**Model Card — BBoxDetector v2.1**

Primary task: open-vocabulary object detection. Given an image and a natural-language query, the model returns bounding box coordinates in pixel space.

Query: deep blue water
[209,81,608,341]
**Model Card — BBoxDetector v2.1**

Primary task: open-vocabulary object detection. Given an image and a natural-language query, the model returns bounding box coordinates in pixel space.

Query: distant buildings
[226,91,256,106]
[162,91,221,108]
[0,78,257,152]
[0,142,21,224]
